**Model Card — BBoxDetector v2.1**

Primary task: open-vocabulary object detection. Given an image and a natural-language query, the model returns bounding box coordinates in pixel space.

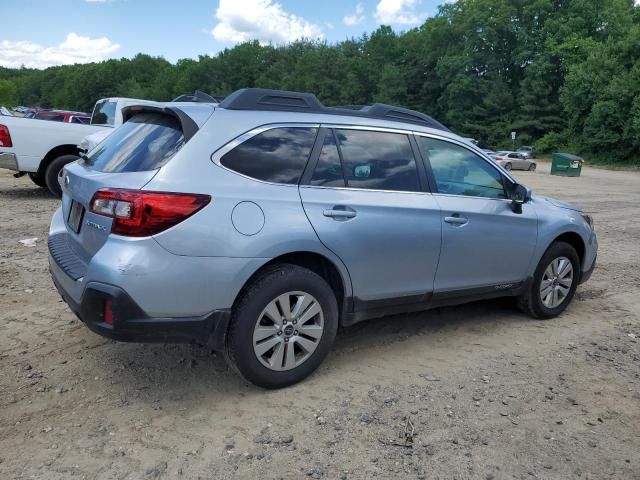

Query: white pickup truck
[0,97,159,196]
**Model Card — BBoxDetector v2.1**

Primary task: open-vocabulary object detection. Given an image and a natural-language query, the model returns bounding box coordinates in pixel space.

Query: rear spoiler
[121,105,199,142]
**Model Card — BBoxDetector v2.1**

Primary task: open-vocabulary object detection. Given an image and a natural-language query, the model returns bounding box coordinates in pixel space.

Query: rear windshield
[91,100,117,126]
[84,113,185,173]
[35,113,65,122]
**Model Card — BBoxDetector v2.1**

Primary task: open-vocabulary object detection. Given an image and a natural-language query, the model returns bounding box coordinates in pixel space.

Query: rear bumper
[51,271,231,351]
[0,152,19,171]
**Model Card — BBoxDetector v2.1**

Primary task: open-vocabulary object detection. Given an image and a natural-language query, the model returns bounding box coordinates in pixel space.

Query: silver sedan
[494,151,536,171]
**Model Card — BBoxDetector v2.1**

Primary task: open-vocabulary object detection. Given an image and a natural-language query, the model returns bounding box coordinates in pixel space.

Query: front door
[300,128,442,306]
[417,136,538,293]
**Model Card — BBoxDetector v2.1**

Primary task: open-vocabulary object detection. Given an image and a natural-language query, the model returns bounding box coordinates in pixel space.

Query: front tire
[504,162,512,171]
[225,264,339,389]
[45,154,79,197]
[517,241,580,319]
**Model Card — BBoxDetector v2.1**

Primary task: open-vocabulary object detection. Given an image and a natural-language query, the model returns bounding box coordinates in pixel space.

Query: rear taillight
[0,125,12,147]
[89,188,211,237]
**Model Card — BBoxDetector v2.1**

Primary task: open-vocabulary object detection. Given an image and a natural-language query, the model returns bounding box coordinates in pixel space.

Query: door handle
[444,215,468,226]
[323,207,357,219]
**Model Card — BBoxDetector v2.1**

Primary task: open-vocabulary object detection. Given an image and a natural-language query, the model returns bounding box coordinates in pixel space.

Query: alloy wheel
[540,256,574,308]
[253,291,324,371]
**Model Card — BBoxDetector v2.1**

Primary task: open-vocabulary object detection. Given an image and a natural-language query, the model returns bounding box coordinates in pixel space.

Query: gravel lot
[1,162,639,479]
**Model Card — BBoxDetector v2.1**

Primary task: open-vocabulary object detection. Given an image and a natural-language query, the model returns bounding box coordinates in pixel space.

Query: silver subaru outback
[48,89,597,388]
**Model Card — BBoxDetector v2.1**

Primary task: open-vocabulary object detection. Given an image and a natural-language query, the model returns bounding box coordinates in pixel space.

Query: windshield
[91,100,117,126]
[84,112,185,173]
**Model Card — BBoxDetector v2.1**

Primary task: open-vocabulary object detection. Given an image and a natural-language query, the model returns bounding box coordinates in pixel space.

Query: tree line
[1,0,638,164]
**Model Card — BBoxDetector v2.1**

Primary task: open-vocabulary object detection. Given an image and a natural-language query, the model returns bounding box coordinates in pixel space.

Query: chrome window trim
[210,123,320,187]
[433,192,513,203]
[299,184,434,196]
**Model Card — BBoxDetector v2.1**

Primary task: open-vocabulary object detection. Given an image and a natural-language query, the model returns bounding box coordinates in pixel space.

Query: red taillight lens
[89,188,211,237]
[0,125,12,147]
[104,300,113,326]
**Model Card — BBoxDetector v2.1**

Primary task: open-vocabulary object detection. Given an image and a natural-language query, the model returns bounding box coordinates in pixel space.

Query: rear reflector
[104,300,113,326]
[0,125,12,147]
[89,188,211,237]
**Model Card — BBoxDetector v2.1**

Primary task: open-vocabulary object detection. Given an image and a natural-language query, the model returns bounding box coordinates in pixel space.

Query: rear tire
[225,264,338,389]
[517,241,580,319]
[528,163,537,172]
[28,172,47,189]
[504,162,512,171]
[44,154,79,197]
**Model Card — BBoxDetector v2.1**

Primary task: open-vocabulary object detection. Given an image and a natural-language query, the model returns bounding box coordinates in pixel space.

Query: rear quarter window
[84,113,184,173]
[220,127,318,185]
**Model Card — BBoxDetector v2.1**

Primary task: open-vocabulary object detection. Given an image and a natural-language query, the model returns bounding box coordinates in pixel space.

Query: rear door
[416,135,537,293]
[300,127,442,308]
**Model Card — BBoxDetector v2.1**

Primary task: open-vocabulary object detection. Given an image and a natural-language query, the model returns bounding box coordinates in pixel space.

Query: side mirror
[511,184,531,214]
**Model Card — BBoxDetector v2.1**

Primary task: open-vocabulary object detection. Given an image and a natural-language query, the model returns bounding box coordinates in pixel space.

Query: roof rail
[218,88,449,132]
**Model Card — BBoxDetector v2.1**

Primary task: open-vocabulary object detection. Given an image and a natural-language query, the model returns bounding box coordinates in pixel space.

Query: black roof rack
[218,88,450,132]
[171,90,225,103]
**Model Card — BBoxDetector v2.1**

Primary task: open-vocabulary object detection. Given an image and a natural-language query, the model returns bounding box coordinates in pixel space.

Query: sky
[0,0,448,69]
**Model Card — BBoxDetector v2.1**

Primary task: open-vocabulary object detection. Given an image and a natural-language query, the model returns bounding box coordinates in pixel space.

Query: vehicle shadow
[87,296,531,396]
[0,186,54,199]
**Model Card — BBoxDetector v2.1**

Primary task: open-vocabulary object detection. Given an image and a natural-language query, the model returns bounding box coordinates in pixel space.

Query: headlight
[581,213,595,232]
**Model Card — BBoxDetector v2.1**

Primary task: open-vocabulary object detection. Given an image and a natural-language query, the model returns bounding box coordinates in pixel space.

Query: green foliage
[535,131,568,154]
[0,79,18,106]
[0,0,638,163]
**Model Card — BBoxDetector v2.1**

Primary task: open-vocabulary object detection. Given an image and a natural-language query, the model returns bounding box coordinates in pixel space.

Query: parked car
[32,109,91,124]
[517,146,537,159]
[48,88,598,389]
[0,97,162,196]
[78,91,221,153]
[494,151,536,171]
[483,149,496,157]
[1,106,13,116]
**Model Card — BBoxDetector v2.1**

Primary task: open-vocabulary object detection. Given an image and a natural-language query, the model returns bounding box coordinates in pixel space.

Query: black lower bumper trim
[580,254,597,284]
[51,277,231,351]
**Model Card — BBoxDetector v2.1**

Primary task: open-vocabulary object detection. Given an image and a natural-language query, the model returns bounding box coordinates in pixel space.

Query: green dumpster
[551,153,584,177]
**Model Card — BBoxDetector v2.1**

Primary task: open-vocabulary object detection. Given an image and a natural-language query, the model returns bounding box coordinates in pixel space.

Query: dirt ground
[1,162,639,480]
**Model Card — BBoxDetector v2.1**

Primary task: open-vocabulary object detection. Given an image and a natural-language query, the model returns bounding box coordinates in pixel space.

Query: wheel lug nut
[292,320,297,324]
[284,338,289,343]
[294,330,298,335]
[277,331,282,336]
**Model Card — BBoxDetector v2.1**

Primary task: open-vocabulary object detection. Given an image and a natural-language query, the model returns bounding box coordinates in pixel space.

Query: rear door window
[334,129,421,192]
[220,127,317,185]
[91,100,117,126]
[84,113,185,173]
